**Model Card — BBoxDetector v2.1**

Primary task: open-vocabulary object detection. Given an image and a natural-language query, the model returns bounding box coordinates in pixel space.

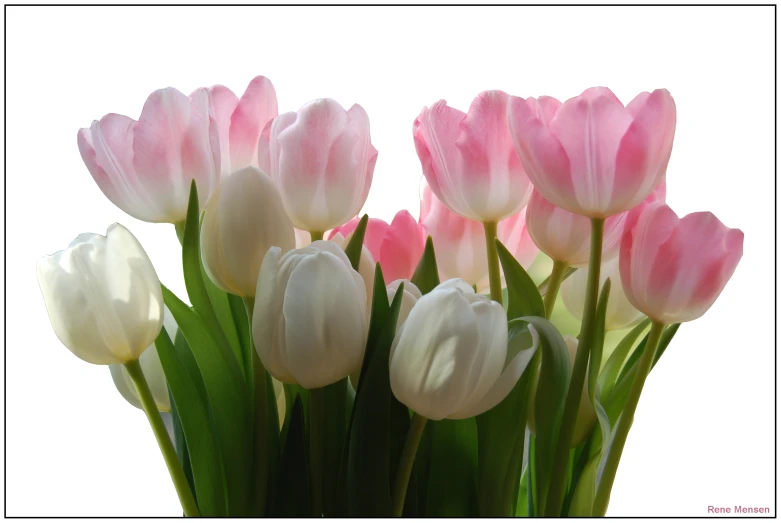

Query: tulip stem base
[483,221,503,305]
[392,413,428,517]
[543,260,568,320]
[592,320,665,516]
[124,359,200,517]
[309,230,324,242]
[544,217,604,516]
[310,387,325,516]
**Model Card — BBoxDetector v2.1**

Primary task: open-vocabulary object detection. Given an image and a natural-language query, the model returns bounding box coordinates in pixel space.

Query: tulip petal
[229,76,278,171]
[379,211,425,282]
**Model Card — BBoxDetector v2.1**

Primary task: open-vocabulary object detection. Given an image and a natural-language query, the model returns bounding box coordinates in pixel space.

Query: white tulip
[386,279,422,328]
[109,307,176,412]
[37,223,163,365]
[201,166,295,297]
[329,231,376,308]
[253,241,368,389]
[389,279,534,420]
[561,257,645,331]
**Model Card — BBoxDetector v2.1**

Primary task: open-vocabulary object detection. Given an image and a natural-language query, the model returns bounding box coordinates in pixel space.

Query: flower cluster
[38,76,743,518]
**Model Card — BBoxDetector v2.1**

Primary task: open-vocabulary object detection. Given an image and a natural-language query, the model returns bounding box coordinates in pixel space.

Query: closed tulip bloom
[109,307,176,412]
[561,257,644,331]
[328,231,377,308]
[619,203,743,324]
[201,166,295,297]
[413,90,533,222]
[527,182,665,267]
[253,241,368,389]
[262,98,377,233]
[37,224,164,365]
[508,88,676,218]
[420,181,537,291]
[328,211,426,282]
[386,279,422,328]
[389,279,532,420]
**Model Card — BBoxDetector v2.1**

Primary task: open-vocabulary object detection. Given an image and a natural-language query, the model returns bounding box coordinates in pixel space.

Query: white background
[4,5,775,517]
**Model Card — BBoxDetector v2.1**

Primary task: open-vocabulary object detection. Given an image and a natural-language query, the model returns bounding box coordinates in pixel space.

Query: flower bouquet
[38,76,743,517]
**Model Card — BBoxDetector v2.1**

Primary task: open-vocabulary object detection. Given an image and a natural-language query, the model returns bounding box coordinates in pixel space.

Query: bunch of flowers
[38,76,743,517]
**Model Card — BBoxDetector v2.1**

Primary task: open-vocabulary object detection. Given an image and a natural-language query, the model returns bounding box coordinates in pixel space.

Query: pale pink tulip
[508,87,676,218]
[328,211,426,283]
[619,203,743,324]
[413,90,533,222]
[526,181,666,267]
[261,99,377,233]
[77,76,278,223]
[420,181,538,291]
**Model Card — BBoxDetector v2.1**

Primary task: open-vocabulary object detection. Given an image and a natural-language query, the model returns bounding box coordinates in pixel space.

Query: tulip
[386,279,422,328]
[201,166,295,297]
[328,211,426,283]
[109,307,177,412]
[253,241,368,389]
[508,87,676,219]
[37,223,164,365]
[77,76,278,224]
[328,231,377,308]
[619,203,744,324]
[261,98,377,234]
[420,181,538,291]
[413,90,533,222]
[389,279,530,420]
[562,257,644,331]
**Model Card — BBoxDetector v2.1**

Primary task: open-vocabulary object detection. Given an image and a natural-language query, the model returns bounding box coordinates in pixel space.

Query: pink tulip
[77,76,278,223]
[260,98,377,233]
[327,211,426,283]
[619,203,743,324]
[508,87,676,219]
[420,181,538,291]
[413,90,534,222]
[527,180,666,267]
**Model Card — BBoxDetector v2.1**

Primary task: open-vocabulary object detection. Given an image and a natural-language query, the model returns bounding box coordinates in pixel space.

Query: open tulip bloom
[37,78,743,517]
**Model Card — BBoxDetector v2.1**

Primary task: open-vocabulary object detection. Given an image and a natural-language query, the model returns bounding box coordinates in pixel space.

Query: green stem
[309,230,324,242]
[124,359,200,517]
[392,413,428,517]
[310,387,325,516]
[592,320,665,516]
[243,297,271,516]
[482,221,503,305]
[543,260,568,320]
[544,218,604,516]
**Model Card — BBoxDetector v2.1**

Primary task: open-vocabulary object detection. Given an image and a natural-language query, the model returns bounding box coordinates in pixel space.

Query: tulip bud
[261,98,377,232]
[620,203,743,324]
[413,91,534,222]
[201,166,295,297]
[253,241,368,389]
[37,224,164,365]
[109,307,176,412]
[561,258,644,331]
[389,279,529,420]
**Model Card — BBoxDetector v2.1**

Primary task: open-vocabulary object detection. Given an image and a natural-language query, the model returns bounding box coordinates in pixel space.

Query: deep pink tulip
[620,203,743,324]
[508,87,676,219]
[413,90,534,222]
[327,211,426,283]
[527,181,666,267]
[420,181,538,291]
[78,76,278,223]
[260,99,377,233]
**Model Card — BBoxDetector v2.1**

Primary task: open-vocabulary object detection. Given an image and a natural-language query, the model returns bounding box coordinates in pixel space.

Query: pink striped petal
[229,76,278,171]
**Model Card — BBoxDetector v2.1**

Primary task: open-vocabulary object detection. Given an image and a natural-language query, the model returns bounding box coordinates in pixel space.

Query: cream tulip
[201,166,295,297]
[37,224,164,365]
[252,241,368,389]
[386,279,422,329]
[389,279,532,420]
[328,231,376,308]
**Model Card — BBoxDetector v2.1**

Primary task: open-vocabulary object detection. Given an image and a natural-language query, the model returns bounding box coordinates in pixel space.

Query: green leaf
[566,452,600,516]
[411,236,440,295]
[269,397,311,517]
[162,285,252,516]
[228,294,253,385]
[495,239,545,319]
[475,323,539,516]
[168,388,196,507]
[344,214,369,271]
[616,323,681,386]
[202,269,243,369]
[537,267,578,295]
[521,316,571,515]
[323,378,349,516]
[346,270,404,516]
[156,326,227,516]
[597,319,650,403]
[515,464,530,517]
[588,278,611,404]
[423,419,479,516]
